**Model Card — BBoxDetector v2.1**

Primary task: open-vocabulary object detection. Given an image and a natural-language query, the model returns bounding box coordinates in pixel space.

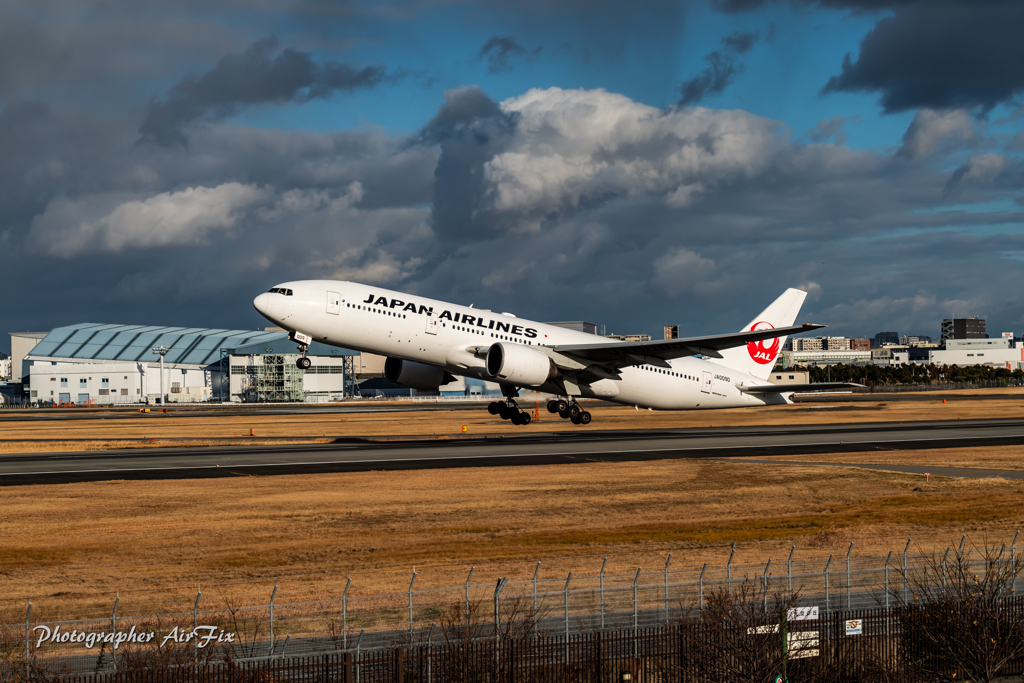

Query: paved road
[2,418,1023,485]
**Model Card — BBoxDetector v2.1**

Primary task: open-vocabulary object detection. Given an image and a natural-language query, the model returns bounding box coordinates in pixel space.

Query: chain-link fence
[3,531,1021,677]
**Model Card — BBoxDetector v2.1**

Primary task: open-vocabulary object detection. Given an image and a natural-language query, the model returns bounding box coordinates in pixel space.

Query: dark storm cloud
[138,36,388,146]
[677,31,759,107]
[420,86,519,244]
[821,1,1024,113]
[477,36,542,74]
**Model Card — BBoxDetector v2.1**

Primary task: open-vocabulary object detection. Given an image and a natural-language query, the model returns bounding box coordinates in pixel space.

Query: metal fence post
[563,573,572,662]
[884,550,892,637]
[699,563,707,611]
[533,561,541,636]
[727,542,736,593]
[193,587,201,665]
[427,622,435,683]
[494,577,508,638]
[355,629,364,683]
[846,542,853,609]
[599,557,607,630]
[787,546,795,599]
[24,601,31,679]
[632,568,641,658]
[269,584,277,657]
[902,538,911,604]
[111,593,119,672]
[465,566,474,629]
[663,553,671,623]
[762,559,772,612]
[823,556,832,616]
[942,548,949,591]
[408,570,417,640]
[342,577,352,649]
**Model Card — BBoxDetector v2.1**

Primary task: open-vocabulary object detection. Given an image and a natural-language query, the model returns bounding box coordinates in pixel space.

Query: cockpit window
[285,289,293,296]
[268,287,293,295]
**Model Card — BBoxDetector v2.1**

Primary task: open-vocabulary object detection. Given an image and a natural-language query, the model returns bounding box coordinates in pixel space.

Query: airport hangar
[18,323,357,405]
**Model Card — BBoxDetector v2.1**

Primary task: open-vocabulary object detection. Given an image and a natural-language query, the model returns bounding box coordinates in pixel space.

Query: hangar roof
[28,323,289,366]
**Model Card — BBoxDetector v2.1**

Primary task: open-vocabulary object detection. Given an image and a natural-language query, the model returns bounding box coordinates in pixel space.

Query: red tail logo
[747,321,779,365]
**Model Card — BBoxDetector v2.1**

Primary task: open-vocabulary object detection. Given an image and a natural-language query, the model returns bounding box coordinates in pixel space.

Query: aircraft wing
[738,382,864,394]
[546,323,825,368]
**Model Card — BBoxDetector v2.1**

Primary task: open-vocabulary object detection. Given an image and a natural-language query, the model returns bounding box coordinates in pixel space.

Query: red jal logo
[747,322,780,365]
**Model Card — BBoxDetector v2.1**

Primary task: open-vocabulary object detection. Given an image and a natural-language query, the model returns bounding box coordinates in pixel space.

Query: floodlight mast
[152,346,169,404]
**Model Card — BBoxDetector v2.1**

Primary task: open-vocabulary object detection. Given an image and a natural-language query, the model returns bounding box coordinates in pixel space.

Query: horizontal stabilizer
[738,382,865,394]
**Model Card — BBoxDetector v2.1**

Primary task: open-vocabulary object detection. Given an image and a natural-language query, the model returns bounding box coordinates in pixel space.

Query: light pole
[152,346,169,404]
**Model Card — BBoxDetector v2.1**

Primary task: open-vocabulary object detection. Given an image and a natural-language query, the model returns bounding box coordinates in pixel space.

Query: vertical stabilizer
[709,288,807,381]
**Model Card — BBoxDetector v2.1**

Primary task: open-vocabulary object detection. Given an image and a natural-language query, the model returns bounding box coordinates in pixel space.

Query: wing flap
[738,382,864,394]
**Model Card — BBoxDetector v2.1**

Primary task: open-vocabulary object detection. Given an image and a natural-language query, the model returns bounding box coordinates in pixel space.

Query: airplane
[252,281,858,424]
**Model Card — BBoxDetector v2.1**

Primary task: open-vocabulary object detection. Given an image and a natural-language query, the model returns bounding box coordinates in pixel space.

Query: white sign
[789,630,819,658]
[1003,332,1013,339]
[787,606,819,621]
[845,619,863,636]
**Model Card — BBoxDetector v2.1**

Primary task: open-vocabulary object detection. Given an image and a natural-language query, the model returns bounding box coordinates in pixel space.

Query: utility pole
[152,346,169,404]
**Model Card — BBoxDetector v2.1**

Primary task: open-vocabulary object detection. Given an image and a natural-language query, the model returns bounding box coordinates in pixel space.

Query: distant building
[0,354,10,380]
[850,338,870,351]
[546,321,598,335]
[873,331,899,348]
[792,337,824,352]
[9,331,48,383]
[823,337,850,351]
[768,370,810,385]
[606,333,652,342]
[664,325,678,340]
[942,318,986,341]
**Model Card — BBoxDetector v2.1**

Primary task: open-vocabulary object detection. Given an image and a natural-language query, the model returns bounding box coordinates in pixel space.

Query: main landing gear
[547,398,592,425]
[487,398,533,425]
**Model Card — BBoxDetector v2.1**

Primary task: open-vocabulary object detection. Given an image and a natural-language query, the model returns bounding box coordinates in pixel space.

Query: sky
[2,0,1024,353]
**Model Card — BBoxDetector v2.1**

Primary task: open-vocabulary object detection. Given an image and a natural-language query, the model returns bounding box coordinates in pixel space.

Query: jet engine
[384,358,456,390]
[485,343,558,387]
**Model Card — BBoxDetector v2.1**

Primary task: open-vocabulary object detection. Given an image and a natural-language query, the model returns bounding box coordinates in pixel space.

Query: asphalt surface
[2,417,1023,485]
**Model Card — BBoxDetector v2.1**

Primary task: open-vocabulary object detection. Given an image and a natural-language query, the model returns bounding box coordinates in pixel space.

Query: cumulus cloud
[677,30,760,107]
[477,36,542,74]
[139,37,388,146]
[806,115,860,145]
[30,183,268,257]
[479,87,780,229]
[649,247,717,296]
[897,109,976,161]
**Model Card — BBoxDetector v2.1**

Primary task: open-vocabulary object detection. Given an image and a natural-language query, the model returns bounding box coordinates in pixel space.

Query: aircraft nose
[253,293,272,316]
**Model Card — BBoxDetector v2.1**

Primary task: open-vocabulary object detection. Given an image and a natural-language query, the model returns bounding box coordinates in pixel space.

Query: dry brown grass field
[3,387,1024,453]
[1,443,1023,608]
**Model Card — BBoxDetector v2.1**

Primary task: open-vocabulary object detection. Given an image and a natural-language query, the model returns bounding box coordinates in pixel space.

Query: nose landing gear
[488,398,532,425]
[295,345,312,370]
[546,398,591,425]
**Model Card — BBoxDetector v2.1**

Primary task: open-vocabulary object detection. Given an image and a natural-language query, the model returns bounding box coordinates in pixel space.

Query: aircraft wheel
[555,399,569,413]
[579,411,592,425]
[296,357,312,370]
[498,405,511,420]
[509,412,523,425]
[568,404,582,418]
[520,412,532,425]
[558,408,570,419]
[487,402,500,415]
[546,400,559,414]
[570,414,582,425]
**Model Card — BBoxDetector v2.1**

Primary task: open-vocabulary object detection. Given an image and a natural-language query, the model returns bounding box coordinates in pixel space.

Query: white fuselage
[253,280,790,411]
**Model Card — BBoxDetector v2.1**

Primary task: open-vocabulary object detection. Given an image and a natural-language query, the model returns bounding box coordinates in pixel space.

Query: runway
[2,417,1023,485]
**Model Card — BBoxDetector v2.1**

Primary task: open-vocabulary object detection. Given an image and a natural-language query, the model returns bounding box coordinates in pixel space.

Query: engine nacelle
[485,343,558,387]
[384,358,455,390]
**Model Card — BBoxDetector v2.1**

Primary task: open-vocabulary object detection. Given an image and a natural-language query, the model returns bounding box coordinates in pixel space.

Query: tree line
[778,363,1024,386]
